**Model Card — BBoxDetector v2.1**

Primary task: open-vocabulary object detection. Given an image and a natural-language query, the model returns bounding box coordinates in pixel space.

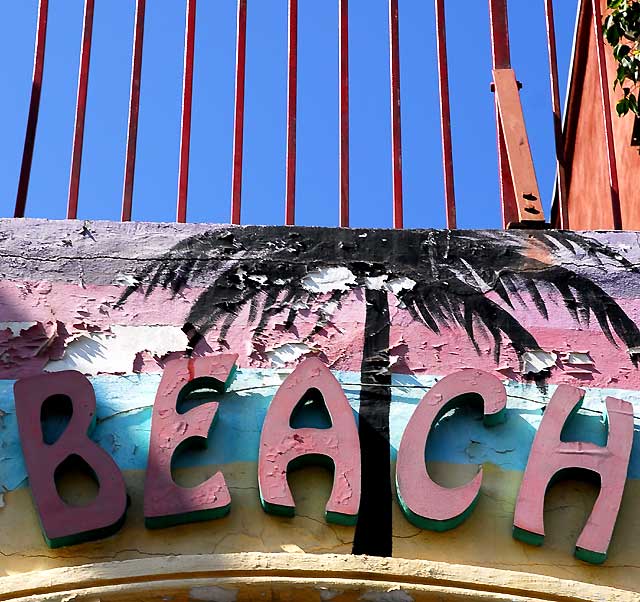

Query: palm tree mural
[117,227,640,556]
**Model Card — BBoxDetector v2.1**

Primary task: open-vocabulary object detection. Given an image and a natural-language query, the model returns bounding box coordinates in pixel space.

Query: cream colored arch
[0,553,636,602]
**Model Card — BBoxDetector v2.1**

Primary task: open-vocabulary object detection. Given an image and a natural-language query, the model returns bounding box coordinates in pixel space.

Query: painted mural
[1,219,640,594]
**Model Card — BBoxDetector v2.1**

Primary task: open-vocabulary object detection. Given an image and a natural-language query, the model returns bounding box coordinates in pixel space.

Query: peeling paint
[2,221,640,588]
[45,325,189,375]
[564,351,594,365]
[2,368,638,494]
[265,343,312,368]
[364,275,417,296]
[365,275,389,290]
[302,267,356,293]
[386,277,416,295]
[0,322,39,337]
[521,350,557,375]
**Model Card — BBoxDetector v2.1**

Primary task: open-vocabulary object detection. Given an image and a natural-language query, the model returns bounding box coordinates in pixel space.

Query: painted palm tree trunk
[352,288,393,555]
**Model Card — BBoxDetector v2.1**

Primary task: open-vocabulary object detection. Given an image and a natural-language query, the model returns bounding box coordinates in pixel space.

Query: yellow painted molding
[0,553,637,601]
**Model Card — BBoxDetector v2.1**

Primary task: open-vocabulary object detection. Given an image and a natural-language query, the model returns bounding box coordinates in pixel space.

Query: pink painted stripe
[3,279,640,387]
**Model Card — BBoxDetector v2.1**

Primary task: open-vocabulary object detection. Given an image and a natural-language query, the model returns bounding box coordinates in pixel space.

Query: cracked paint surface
[4,369,640,492]
[3,220,640,591]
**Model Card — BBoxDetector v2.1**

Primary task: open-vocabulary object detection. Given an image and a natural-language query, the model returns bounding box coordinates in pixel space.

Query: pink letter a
[258,358,361,525]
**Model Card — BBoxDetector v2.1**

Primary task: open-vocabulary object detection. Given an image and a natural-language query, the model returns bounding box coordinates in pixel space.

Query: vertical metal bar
[489,0,515,228]
[591,0,622,229]
[285,0,298,226]
[435,0,456,229]
[544,0,568,229]
[389,0,403,229]
[122,0,146,222]
[339,0,350,227]
[488,0,511,69]
[14,0,49,218]
[177,0,197,223]
[67,0,95,220]
[230,0,247,225]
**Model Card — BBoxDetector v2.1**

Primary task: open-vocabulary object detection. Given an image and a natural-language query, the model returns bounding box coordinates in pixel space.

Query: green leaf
[615,44,631,59]
[605,0,640,117]
[616,98,630,116]
[606,24,621,45]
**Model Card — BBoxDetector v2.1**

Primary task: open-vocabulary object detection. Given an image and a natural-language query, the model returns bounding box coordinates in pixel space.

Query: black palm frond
[116,227,640,365]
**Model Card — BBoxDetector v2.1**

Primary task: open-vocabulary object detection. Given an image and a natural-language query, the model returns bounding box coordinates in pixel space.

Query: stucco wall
[562,0,640,229]
[1,220,640,599]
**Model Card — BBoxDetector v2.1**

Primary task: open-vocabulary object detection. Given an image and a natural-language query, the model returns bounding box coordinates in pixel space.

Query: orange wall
[563,0,640,229]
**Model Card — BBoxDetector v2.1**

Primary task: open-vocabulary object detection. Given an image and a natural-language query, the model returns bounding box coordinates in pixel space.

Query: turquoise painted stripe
[2,369,640,492]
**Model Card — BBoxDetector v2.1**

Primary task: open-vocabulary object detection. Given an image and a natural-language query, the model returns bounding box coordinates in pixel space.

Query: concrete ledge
[0,553,636,601]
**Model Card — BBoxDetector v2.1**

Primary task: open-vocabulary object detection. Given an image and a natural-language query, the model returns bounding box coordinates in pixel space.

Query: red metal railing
[230,0,247,226]
[122,0,146,222]
[14,0,48,219]
[285,0,298,226]
[10,0,601,230]
[176,0,197,224]
[339,0,349,228]
[67,0,94,220]
[435,0,456,229]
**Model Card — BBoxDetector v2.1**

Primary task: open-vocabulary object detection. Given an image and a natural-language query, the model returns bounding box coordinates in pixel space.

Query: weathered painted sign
[2,220,640,592]
[11,356,634,566]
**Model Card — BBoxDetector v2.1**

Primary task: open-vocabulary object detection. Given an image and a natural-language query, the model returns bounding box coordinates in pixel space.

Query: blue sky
[0,1,579,229]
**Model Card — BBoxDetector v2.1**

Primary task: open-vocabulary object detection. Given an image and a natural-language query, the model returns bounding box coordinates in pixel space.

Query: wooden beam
[493,68,546,227]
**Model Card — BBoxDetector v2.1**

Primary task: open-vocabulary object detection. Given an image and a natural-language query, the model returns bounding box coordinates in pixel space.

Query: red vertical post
[177,0,197,224]
[230,0,248,225]
[122,0,146,222]
[488,0,511,69]
[389,0,404,229]
[285,0,298,226]
[14,0,49,218]
[67,0,95,220]
[339,0,350,227]
[544,0,568,229]
[591,0,622,230]
[435,0,456,229]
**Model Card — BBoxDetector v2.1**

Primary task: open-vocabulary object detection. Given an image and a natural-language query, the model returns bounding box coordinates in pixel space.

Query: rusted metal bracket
[492,68,547,229]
